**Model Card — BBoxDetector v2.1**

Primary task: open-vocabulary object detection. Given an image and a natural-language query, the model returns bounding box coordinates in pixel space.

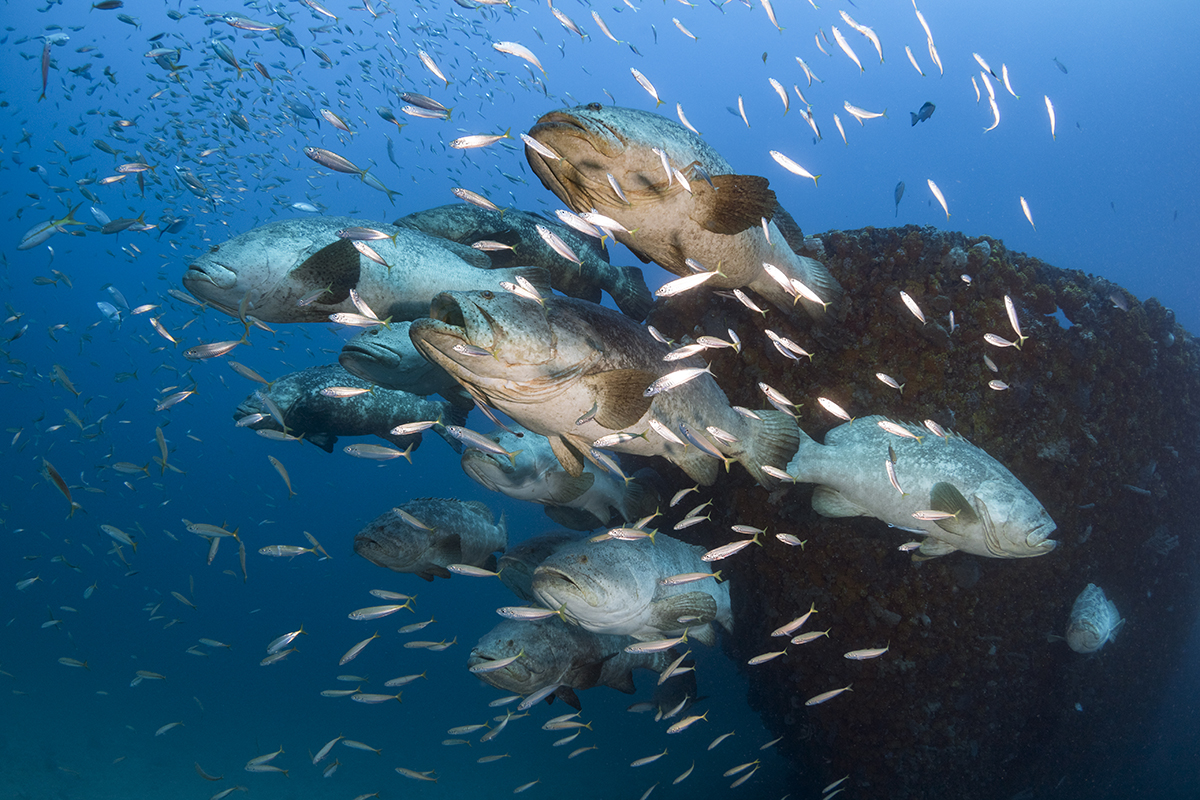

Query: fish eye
[480,290,494,299]
[209,245,220,253]
[586,102,602,111]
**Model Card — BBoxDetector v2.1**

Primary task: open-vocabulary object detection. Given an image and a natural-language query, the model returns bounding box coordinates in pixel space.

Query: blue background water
[1,0,1197,797]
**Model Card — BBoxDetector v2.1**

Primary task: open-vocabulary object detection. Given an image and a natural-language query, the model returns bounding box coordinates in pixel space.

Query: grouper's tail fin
[795,254,843,320]
[738,409,801,488]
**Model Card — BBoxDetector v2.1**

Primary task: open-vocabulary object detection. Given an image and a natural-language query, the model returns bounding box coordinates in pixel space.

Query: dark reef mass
[649,225,1200,799]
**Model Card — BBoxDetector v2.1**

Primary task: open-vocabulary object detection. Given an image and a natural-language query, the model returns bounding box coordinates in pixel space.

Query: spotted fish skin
[353,497,507,582]
[394,204,653,321]
[232,363,466,454]
[468,616,671,709]
[786,415,1057,560]
[410,290,800,489]
[524,104,842,320]
[1065,583,1124,653]
[183,215,550,324]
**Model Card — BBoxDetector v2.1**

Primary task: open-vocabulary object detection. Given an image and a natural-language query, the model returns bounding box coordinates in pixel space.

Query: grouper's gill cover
[409,290,800,488]
[524,104,842,320]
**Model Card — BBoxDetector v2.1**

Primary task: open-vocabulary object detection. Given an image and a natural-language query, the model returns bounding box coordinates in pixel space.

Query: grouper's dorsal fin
[584,369,655,430]
[292,237,361,305]
[696,174,776,236]
[929,482,980,533]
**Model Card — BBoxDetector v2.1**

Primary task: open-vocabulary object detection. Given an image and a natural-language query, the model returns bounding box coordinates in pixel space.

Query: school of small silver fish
[1,0,1104,797]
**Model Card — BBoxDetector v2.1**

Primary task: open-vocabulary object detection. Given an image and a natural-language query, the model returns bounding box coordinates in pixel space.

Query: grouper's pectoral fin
[292,237,361,305]
[430,533,462,568]
[582,369,656,430]
[648,591,718,633]
[692,172,777,236]
[543,504,606,531]
[912,538,958,561]
[553,686,582,710]
[548,434,587,478]
[929,481,980,534]
[811,485,871,518]
[545,471,596,504]
[673,448,719,487]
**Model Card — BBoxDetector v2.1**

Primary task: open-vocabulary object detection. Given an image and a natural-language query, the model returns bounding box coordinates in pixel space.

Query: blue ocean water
[1,1,1197,798]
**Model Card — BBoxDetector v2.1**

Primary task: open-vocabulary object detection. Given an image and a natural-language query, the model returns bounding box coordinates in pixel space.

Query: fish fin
[548,435,587,478]
[620,469,661,522]
[431,533,463,566]
[463,500,496,521]
[415,571,438,582]
[554,686,582,709]
[626,243,654,264]
[584,369,655,430]
[435,237,493,269]
[696,174,776,236]
[483,553,499,573]
[795,254,843,317]
[606,668,637,695]
[292,238,361,306]
[543,505,605,531]
[771,203,805,254]
[811,485,871,518]
[648,591,717,632]
[739,409,800,488]
[689,623,717,646]
[502,266,553,295]
[544,471,596,504]
[912,538,958,560]
[441,384,477,409]
[305,432,338,453]
[911,112,919,126]
[673,448,720,486]
[610,265,654,322]
[929,482,980,532]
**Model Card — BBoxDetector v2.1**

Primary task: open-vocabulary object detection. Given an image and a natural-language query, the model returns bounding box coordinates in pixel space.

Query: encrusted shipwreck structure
[648,225,1200,799]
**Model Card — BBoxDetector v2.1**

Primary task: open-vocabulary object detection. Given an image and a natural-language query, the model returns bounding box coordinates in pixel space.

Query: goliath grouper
[531,534,731,644]
[394,204,653,321]
[409,289,800,488]
[523,103,841,319]
[785,416,1057,560]
[183,216,550,324]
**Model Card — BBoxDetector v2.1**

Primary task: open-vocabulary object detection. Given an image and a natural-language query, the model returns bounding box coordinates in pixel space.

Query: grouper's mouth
[533,566,599,606]
[529,110,627,159]
[1026,520,1057,549]
[184,259,237,290]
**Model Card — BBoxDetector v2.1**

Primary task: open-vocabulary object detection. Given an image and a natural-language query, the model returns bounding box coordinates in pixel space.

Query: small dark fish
[894,181,905,217]
[1053,57,1068,74]
[910,102,935,126]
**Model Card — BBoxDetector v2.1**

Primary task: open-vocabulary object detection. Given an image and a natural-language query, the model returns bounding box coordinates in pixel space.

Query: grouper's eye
[586,102,602,111]
[480,290,494,299]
